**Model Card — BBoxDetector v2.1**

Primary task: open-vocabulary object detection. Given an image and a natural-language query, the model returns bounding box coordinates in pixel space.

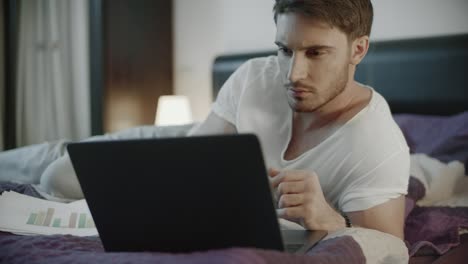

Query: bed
[1,34,468,263]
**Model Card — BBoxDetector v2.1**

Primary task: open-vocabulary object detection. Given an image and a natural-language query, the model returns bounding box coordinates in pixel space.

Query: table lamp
[155,95,193,126]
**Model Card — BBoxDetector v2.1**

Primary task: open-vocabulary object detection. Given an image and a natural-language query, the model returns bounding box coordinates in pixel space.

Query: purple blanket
[0,230,361,264]
[0,183,365,264]
[394,112,468,171]
[395,112,468,257]
[404,177,468,256]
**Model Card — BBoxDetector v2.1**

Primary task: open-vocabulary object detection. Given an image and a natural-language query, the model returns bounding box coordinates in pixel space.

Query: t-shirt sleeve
[211,61,251,126]
[338,148,410,212]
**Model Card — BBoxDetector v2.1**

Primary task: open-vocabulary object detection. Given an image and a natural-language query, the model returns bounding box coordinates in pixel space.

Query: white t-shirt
[212,56,410,212]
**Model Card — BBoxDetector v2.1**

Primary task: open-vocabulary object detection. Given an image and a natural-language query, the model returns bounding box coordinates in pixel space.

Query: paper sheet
[0,191,98,236]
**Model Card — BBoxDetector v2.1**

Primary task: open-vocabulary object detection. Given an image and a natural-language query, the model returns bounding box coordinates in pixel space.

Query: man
[40,0,408,241]
[190,0,409,240]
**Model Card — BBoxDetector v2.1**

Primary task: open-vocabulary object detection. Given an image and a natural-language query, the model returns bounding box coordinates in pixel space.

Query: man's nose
[287,53,308,84]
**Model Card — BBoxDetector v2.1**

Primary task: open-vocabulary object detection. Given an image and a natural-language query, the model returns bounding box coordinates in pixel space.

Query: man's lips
[288,88,310,97]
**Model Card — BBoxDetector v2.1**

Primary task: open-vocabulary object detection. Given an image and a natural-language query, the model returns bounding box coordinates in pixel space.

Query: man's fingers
[277,181,305,195]
[278,193,304,208]
[277,207,303,220]
[270,170,306,187]
[268,168,281,177]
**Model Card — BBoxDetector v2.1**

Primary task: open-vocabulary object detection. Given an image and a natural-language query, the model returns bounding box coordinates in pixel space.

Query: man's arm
[270,169,406,240]
[188,111,237,136]
[347,196,405,239]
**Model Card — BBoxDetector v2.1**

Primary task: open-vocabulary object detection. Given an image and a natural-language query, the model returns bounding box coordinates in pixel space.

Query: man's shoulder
[348,87,394,128]
[229,55,281,93]
[342,89,409,156]
[244,55,278,67]
[240,55,280,78]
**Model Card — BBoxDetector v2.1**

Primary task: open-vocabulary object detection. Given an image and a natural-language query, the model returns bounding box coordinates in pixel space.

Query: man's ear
[350,36,369,66]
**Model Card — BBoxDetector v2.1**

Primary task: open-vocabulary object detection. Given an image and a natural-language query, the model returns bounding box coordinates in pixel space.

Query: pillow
[0,140,68,184]
[394,111,468,171]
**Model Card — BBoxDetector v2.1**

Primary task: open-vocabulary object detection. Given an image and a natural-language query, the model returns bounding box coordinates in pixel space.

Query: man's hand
[269,168,345,232]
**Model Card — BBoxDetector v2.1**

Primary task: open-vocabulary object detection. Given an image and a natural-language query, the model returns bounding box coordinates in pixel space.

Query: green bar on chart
[86,218,95,228]
[69,213,78,228]
[43,208,55,227]
[35,211,46,226]
[78,213,86,228]
[26,213,38,225]
[52,218,61,228]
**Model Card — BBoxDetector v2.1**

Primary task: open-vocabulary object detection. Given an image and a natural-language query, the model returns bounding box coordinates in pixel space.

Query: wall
[174,0,468,122]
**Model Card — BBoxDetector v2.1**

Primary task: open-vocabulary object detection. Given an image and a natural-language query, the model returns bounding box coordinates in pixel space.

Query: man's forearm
[283,203,347,232]
[308,204,346,232]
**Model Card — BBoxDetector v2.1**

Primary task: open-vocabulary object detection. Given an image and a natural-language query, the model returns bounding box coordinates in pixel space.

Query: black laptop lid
[67,134,283,253]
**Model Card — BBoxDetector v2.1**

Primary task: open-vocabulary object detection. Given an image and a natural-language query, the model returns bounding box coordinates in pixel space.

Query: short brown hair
[273,0,373,40]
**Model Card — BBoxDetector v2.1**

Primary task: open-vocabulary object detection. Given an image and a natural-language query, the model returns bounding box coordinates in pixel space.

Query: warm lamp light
[155,95,193,126]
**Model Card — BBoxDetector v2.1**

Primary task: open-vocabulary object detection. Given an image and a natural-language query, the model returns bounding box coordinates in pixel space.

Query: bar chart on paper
[26,208,95,229]
[0,191,99,236]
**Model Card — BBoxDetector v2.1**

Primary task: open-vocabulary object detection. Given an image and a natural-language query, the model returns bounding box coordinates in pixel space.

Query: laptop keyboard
[284,243,303,253]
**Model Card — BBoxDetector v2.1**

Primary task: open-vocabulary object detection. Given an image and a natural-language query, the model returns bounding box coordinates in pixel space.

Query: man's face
[275,13,352,112]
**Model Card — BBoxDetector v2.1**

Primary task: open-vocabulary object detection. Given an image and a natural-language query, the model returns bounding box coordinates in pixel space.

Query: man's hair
[273,0,373,40]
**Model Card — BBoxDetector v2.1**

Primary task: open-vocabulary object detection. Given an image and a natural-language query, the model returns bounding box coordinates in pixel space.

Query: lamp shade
[155,95,193,126]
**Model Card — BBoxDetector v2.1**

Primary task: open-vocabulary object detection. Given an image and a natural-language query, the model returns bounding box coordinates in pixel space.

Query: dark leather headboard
[212,34,468,115]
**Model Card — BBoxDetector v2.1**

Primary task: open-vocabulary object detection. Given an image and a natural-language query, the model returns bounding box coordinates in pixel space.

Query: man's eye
[306,49,324,57]
[278,47,292,56]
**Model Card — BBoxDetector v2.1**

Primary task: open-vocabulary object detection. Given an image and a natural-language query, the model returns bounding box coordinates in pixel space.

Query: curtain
[0,0,5,151]
[15,0,91,147]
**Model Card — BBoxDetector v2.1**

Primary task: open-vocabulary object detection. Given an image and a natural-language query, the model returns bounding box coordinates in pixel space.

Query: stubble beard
[287,64,349,113]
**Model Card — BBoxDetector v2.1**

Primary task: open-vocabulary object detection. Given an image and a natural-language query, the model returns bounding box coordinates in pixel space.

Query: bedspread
[0,230,363,264]
[404,155,468,256]
[0,186,366,264]
[0,182,413,264]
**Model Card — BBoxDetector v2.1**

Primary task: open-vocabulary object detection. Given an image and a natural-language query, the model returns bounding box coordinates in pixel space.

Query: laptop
[67,134,327,253]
